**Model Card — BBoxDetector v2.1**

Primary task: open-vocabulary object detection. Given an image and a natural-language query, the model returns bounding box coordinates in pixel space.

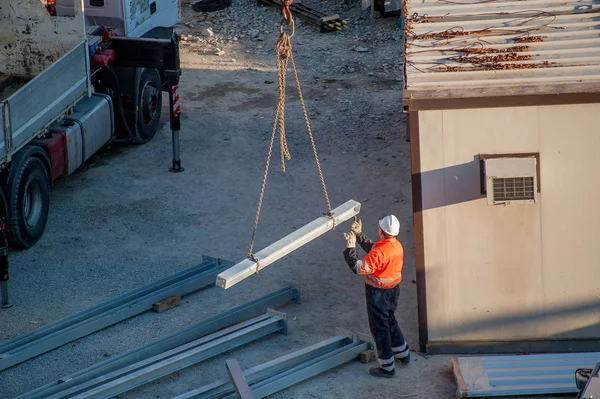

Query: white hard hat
[379,215,400,236]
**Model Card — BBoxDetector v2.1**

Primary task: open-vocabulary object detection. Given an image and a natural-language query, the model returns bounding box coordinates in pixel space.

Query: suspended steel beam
[216,200,361,289]
[68,311,287,399]
[18,286,300,399]
[0,256,229,372]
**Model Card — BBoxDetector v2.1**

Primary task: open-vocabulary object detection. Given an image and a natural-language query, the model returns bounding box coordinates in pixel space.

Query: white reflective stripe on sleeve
[359,260,372,274]
[352,260,362,274]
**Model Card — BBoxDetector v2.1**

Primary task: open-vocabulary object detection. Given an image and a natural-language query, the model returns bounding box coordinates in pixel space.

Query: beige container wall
[418,104,600,343]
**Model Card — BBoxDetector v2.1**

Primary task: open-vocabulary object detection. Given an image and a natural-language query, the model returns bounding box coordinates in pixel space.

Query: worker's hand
[344,231,356,248]
[351,216,362,235]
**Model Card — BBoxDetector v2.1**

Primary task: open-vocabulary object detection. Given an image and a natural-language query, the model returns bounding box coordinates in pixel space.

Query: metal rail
[174,335,351,399]
[0,256,230,372]
[64,311,288,399]
[178,332,372,399]
[18,286,300,399]
[247,340,369,398]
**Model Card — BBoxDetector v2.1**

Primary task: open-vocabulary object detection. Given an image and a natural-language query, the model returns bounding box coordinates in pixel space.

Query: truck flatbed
[0,75,26,102]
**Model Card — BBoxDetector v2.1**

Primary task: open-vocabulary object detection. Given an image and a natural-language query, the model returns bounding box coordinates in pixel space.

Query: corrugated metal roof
[403,0,600,97]
[452,352,600,397]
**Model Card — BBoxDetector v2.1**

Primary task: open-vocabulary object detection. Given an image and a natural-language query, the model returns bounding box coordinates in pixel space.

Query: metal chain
[247,15,334,270]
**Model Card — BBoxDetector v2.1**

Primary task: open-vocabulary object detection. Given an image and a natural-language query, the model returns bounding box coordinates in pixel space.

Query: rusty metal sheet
[403,0,600,97]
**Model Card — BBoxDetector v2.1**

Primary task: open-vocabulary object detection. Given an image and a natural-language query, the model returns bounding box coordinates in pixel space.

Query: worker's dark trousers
[365,283,408,371]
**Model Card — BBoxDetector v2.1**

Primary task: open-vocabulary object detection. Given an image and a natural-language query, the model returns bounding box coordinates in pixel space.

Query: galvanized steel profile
[17,286,300,399]
[0,256,229,372]
[403,0,600,91]
[64,311,288,399]
[175,330,373,399]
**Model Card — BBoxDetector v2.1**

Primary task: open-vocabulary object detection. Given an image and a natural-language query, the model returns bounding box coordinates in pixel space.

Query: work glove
[351,216,362,235]
[343,231,356,249]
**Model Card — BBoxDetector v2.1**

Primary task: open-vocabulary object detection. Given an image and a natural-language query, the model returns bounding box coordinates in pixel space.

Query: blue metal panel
[453,352,600,397]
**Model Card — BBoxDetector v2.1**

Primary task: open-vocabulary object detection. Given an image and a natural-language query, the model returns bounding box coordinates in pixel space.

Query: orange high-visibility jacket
[344,234,404,289]
[360,237,404,288]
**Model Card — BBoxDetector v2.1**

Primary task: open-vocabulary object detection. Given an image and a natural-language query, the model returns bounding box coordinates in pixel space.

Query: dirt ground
[0,1,574,398]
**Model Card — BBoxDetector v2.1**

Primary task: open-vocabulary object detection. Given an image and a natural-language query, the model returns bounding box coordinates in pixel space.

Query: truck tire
[6,157,50,248]
[136,68,162,143]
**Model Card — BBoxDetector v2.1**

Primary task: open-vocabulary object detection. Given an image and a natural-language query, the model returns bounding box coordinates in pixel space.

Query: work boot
[369,366,395,378]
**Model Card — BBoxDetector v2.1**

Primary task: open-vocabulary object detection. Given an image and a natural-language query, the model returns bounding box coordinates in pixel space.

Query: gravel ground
[0,1,574,398]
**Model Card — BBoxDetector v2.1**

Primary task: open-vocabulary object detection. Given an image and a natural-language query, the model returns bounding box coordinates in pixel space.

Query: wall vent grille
[492,177,535,203]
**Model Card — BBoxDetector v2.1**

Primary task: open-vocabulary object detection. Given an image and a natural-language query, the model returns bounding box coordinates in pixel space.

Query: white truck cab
[54,0,180,38]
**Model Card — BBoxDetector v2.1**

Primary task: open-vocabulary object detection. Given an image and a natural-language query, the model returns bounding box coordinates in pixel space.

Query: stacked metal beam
[175,330,373,399]
[0,255,229,372]
[51,311,288,399]
[17,286,300,399]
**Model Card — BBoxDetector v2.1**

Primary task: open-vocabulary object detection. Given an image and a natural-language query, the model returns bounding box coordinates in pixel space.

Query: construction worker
[342,214,410,378]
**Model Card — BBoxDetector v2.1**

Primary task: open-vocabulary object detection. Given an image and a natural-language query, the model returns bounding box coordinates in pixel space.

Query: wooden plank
[451,357,469,398]
[359,349,377,364]
[152,296,181,313]
[225,358,254,399]
[319,14,340,24]
[216,200,361,290]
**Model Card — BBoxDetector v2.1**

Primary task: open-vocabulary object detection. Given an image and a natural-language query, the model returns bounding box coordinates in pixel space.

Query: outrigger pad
[216,200,361,290]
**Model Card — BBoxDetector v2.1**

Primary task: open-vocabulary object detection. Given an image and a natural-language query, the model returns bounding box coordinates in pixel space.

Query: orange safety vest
[359,238,404,288]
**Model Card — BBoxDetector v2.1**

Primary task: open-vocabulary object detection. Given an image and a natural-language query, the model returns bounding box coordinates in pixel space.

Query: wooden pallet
[257,0,349,32]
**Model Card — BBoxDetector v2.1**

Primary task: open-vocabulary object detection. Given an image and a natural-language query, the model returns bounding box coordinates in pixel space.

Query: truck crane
[0,0,184,250]
[0,0,184,305]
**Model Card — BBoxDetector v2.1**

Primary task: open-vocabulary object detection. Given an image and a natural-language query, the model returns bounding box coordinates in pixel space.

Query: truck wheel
[136,68,162,143]
[6,157,50,248]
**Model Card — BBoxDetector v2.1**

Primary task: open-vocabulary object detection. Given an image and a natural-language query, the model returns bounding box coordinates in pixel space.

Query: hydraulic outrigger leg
[0,218,12,308]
